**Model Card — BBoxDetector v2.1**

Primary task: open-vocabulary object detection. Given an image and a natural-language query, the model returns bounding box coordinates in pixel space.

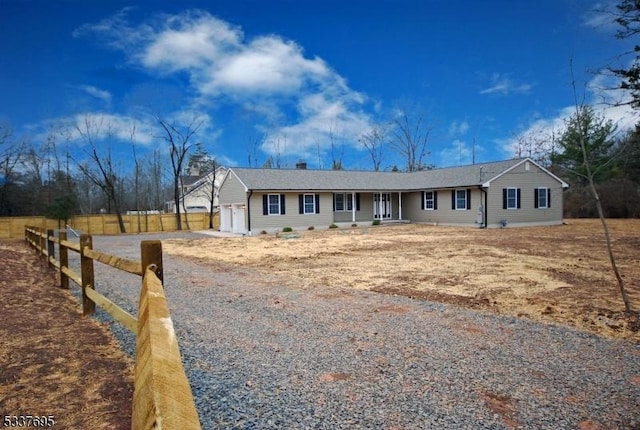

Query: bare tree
[156,115,203,230]
[329,127,344,170]
[0,123,24,215]
[247,133,267,168]
[207,159,219,229]
[567,63,633,313]
[514,126,558,167]
[149,148,166,231]
[391,110,432,172]
[74,116,127,233]
[359,125,387,171]
[130,123,143,232]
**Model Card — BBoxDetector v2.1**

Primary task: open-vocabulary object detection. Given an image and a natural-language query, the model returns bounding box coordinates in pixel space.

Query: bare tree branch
[156,115,204,230]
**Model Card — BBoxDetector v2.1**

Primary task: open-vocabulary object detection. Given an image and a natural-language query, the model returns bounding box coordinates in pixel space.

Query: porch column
[351,193,356,223]
[398,192,402,220]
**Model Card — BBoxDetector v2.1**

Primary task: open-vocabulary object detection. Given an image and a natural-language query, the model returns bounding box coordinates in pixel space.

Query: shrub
[372,219,381,226]
[329,223,338,229]
[282,226,293,232]
[308,226,315,230]
[260,230,268,235]
[351,223,358,228]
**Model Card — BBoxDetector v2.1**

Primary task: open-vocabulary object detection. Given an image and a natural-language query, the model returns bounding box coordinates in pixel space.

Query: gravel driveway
[69,232,640,429]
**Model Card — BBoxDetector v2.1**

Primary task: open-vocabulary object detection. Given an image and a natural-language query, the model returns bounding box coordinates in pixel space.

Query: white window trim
[455,189,467,210]
[303,193,316,214]
[267,193,281,215]
[424,191,435,211]
[506,187,518,210]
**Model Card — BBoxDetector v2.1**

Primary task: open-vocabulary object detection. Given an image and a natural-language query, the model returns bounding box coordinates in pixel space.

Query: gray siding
[249,192,334,232]
[404,189,483,226]
[486,161,564,226]
[218,172,247,205]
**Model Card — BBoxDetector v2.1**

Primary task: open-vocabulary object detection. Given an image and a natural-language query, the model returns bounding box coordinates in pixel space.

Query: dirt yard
[164,219,640,341]
[0,241,133,429]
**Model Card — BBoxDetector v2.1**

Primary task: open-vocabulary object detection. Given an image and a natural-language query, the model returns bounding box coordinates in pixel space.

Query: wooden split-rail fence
[24,226,201,430]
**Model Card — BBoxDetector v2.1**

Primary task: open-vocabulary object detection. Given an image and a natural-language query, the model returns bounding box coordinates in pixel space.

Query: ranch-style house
[217,157,569,235]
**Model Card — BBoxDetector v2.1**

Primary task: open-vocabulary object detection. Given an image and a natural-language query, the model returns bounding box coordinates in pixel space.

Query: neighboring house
[217,158,569,235]
[165,166,228,213]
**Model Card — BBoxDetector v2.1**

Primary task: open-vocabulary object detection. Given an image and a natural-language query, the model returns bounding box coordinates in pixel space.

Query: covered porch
[332,191,408,223]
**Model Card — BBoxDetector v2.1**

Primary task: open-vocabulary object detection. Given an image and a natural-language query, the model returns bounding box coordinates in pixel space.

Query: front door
[373,193,392,219]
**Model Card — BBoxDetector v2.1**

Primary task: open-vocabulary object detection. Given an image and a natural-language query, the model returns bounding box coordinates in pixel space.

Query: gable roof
[225,158,567,192]
[181,166,227,197]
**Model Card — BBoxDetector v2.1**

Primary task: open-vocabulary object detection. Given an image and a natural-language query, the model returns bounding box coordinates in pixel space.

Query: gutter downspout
[479,186,488,228]
[247,190,252,235]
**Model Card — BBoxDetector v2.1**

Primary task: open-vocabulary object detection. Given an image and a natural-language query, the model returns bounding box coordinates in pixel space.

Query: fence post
[141,240,163,282]
[47,229,55,267]
[39,227,46,257]
[80,234,96,315]
[59,230,69,289]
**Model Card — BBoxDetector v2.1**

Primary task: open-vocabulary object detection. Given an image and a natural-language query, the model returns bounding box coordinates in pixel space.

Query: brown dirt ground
[0,240,133,429]
[164,218,640,341]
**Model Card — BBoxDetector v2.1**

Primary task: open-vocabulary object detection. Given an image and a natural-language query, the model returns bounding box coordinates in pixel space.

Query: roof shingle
[229,158,536,191]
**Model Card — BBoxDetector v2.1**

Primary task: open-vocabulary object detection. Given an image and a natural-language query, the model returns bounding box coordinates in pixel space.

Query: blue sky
[1,0,636,172]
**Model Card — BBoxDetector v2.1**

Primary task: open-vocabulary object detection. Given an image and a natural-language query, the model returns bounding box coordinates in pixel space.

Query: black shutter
[263,195,268,215]
[451,190,456,210]
[516,188,521,209]
[298,194,304,214]
[534,188,539,208]
[466,189,471,210]
[356,193,360,211]
[280,194,286,214]
[333,194,336,211]
[547,189,551,207]
[315,194,320,213]
[433,191,438,210]
[502,188,507,210]
[421,192,425,210]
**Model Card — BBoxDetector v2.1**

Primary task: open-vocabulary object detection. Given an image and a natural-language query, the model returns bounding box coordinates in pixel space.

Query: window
[455,189,467,210]
[333,193,359,211]
[451,189,470,210]
[263,194,285,215]
[535,187,551,209]
[304,194,316,214]
[268,194,281,215]
[423,191,437,210]
[502,188,521,210]
[299,193,320,214]
[506,188,517,209]
[334,193,345,211]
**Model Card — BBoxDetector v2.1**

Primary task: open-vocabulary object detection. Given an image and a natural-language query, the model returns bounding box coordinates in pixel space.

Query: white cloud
[582,1,619,34]
[142,13,241,72]
[52,110,215,149]
[60,112,156,146]
[204,36,330,95]
[501,72,638,159]
[74,85,112,105]
[75,9,372,160]
[264,93,371,158]
[448,120,469,136]
[480,73,533,96]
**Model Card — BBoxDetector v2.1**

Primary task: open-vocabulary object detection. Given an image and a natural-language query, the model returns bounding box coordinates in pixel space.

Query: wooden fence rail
[24,226,201,430]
